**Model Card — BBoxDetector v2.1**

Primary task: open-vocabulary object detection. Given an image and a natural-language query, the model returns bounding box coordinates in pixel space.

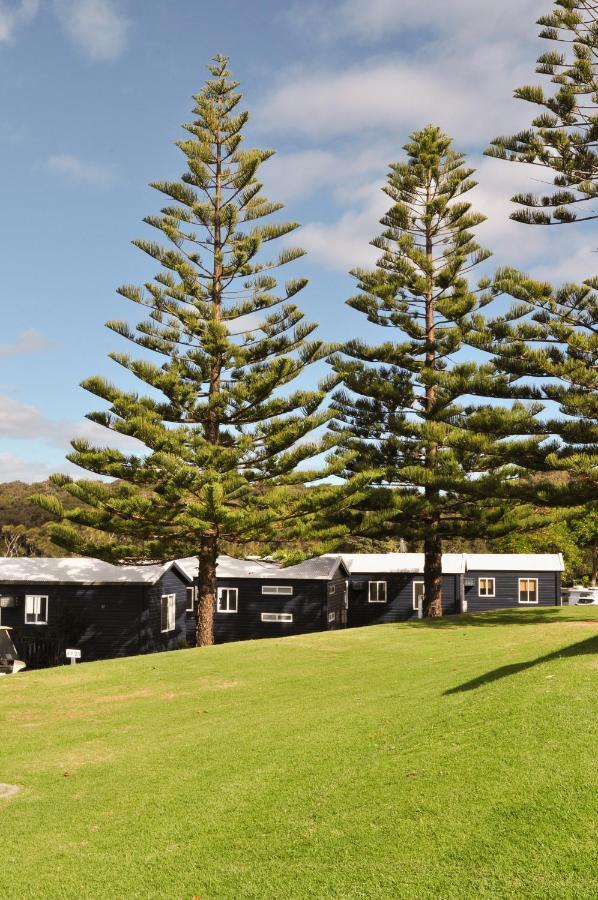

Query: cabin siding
[464,570,560,611]
[0,566,189,667]
[0,581,144,666]
[347,573,458,627]
[326,569,349,630]
[213,577,328,643]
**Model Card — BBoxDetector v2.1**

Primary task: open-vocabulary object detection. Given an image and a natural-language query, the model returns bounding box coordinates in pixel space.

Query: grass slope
[1,607,597,899]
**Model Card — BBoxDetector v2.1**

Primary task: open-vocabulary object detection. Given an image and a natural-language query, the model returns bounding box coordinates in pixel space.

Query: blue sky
[0,0,594,481]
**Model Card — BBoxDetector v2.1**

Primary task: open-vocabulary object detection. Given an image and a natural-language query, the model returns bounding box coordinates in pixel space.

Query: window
[217,587,238,614]
[328,611,336,623]
[261,585,293,596]
[160,594,176,633]
[478,577,495,597]
[368,581,387,603]
[261,612,293,623]
[329,585,336,594]
[25,595,48,625]
[519,578,538,605]
[413,581,424,612]
[186,586,195,612]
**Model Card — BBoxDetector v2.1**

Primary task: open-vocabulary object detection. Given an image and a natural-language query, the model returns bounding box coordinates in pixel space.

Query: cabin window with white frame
[160,594,176,633]
[478,577,495,597]
[413,581,424,612]
[328,611,336,623]
[261,612,293,623]
[186,586,195,612]
[217,587,238,614]
[368,581,387,603]
[25,595,48,625]
[519,578,538,605]
[261,585,293,596]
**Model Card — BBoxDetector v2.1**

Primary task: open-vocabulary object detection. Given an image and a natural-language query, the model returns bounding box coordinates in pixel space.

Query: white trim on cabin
[24,594,48,625]
[160,594,176,633]
[217,587,238,614]
[186,586,195,612]
[478,577,495,598]
[261,612,293,623]
[368,581,387,603]
[413,580,424,612]
[518,578,539,605]
[261,585,293,596]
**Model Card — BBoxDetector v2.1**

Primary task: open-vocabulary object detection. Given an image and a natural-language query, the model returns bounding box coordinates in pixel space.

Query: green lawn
[1,607,596,900]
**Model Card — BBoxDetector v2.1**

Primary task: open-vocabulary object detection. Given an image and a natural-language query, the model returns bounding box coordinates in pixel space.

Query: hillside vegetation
[0,608,596,899]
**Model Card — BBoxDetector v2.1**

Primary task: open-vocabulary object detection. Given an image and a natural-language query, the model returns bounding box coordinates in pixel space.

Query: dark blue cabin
[461,554,563,612]
[178,554,350,644]
[0,557,192,668]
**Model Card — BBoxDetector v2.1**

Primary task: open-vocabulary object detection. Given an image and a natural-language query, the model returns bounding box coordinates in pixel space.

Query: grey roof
[0,557,192,586]
[262,555,350,581]
[325,552,563,575]
[176,555,281,580]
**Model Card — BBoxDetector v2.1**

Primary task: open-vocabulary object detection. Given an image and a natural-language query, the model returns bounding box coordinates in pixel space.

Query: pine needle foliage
[488,269,598,503]
[33,56,357,646]
[331,126,554,617]
[487,0,598,225]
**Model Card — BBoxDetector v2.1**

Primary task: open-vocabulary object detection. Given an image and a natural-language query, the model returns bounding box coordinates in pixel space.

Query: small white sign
[65,648,81,660]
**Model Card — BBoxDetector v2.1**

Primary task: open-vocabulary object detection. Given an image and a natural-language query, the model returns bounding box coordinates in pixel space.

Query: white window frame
[413,581,424,612]
[261,612,293,623]
[478,577,495,598]
[261,585,293,596]
[329,584,336,594]
[217,587,238,614]
[25,594,48,626]
[328,611,336,623]
[161,594,176,633]
[186,586,196,612]
[368,581,387,603]
[519,578,539,605]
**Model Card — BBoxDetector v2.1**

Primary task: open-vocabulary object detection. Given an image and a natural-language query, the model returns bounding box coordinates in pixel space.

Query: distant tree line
[31,1,596,642]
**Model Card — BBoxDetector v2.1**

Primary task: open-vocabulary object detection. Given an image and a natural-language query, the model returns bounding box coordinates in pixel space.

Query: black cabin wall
[0,581,144,666]
[140,568,189,654]
[464,570,560,611]
[213,577,328,643]
[347,573,457,627]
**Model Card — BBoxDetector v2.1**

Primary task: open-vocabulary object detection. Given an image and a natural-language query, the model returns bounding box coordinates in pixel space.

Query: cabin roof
[463,553,564,572]
[176,555,281,580]
[265,555,350,581]
[325,552,564,574]
[0,557,192,585]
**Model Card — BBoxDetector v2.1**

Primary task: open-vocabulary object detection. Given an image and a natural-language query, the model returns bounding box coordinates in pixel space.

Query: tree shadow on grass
[406,607,595,630]
[444,635,598,694]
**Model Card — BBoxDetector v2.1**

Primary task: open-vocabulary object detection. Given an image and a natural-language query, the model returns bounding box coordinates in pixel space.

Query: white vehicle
[565,585,598,606]
[0,627,26,676]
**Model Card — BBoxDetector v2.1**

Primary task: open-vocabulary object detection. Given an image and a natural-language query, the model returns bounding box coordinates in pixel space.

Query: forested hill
[0,479,594,583]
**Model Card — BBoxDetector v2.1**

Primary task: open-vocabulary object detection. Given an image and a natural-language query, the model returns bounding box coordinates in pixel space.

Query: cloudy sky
[0,0,594,482]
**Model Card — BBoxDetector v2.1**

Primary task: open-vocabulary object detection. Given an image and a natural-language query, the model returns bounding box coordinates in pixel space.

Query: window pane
[161,597,168,631]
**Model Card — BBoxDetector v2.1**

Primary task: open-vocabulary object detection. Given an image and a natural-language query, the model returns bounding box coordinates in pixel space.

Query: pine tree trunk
[196,535,217,646]
[422,169,442,618]
[423,526,442,618]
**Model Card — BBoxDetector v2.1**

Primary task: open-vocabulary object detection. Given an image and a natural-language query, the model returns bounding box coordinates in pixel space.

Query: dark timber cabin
[0,557,192,668]
[178,554,351,644]
[325,552,564,622]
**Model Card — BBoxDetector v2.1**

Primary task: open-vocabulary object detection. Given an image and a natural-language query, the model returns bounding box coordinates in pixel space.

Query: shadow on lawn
[411,608,590,629]
[444,635,598,694]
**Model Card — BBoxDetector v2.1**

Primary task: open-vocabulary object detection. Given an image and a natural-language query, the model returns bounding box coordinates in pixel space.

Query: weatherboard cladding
[0,566,190,667]
[464,569,561,612]
[347,573,458,627]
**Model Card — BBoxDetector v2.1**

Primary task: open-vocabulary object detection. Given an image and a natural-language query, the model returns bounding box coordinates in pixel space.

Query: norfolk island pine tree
[33,56,365,646]
[331,126,555,617]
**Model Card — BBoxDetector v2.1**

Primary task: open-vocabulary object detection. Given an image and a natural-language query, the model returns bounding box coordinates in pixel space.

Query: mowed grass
[0,608,597,900]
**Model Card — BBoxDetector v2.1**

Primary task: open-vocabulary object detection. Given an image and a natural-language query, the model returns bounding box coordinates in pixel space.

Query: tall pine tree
[34,56,356,645]
[487,0,598,226]
[332,126,553,616]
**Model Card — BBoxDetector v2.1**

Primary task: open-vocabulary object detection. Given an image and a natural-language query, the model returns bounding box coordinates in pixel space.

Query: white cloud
[0,0,38,43]
[0,393,144,451]
[54,0,128,61]
[0,452,78,482]
[0,329,52,357]
[43,153,116,186]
